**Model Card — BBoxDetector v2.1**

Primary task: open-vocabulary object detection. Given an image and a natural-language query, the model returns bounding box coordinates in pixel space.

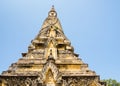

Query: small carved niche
[45,69,55,86]
[35,43,45,49]
[57,44,65,50]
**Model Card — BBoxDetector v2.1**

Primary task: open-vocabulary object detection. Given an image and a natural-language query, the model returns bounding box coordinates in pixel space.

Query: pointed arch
[41,62,61,83]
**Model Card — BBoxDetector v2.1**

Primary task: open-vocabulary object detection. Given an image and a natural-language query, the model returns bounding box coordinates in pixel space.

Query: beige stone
[0,6,106,86]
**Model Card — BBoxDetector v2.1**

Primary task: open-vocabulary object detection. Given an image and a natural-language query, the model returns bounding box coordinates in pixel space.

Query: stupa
[0,6,106,86]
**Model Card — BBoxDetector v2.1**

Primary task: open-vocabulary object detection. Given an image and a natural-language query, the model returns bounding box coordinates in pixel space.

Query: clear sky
[0,0,120,81]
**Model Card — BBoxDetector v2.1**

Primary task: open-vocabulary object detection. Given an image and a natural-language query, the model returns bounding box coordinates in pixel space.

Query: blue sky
[0,0,120,81]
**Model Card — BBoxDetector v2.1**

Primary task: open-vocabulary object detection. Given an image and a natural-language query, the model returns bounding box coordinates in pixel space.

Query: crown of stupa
[27,6,75,60]
[48,5,57,17]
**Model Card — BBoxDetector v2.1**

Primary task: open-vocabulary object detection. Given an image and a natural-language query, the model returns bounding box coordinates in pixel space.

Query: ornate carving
[1,76,42,86]
[41,60,60,81]
[61,76,103,86]
[0,6,106,86]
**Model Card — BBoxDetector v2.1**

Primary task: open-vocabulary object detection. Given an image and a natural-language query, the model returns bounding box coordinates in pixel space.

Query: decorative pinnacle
[52,5,54,9]
[50,5,55,12]
[48,5,57,17]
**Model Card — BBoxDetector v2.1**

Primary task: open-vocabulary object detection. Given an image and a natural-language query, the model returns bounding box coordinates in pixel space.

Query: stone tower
[0,6,106,86]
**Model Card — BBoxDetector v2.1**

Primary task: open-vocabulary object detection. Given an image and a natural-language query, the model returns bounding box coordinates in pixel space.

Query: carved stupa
[0,6,106,86]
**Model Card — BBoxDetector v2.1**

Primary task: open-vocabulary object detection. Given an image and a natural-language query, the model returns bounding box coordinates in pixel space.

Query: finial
[50,5,55,12]
[52,5,54,9]
[48,5,57,17]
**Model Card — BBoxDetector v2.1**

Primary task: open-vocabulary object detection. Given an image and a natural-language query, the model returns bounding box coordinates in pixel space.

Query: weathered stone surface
[0,6,106,86]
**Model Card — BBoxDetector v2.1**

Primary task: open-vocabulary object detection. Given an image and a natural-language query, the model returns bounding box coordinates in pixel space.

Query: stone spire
[0,6,106,86]
[38,6,64,37]
[1,6,92,77]
[28,6,76,60]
